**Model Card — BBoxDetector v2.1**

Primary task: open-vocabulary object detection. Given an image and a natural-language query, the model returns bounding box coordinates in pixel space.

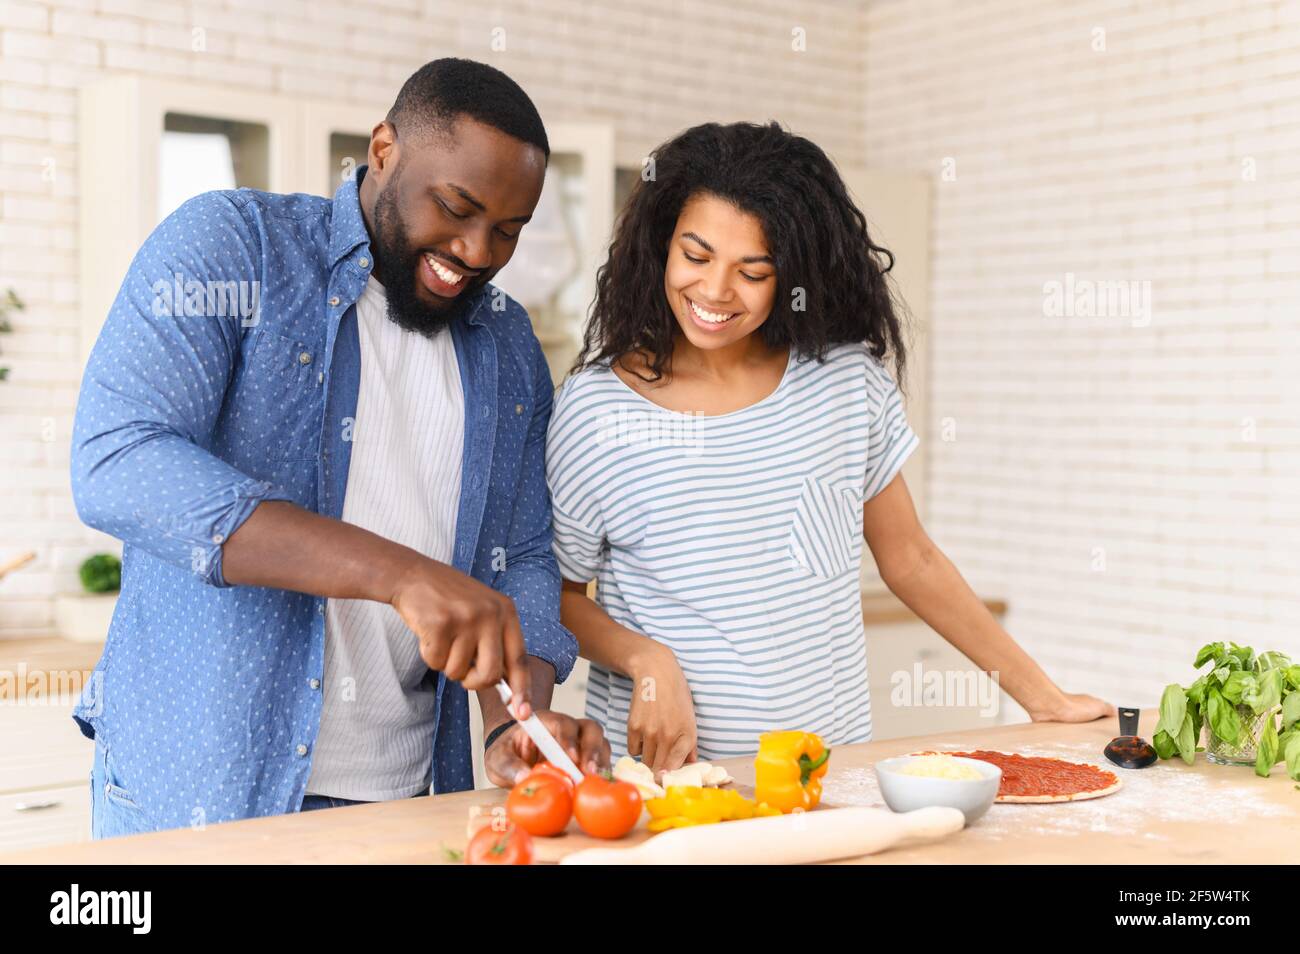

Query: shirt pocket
[788,476,861,579]
[93,743,154,840]
[99,741,146,812]
[243,329,324,461]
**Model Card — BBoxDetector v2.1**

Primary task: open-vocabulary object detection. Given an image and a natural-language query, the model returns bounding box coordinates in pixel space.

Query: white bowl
[874,755,1002,823]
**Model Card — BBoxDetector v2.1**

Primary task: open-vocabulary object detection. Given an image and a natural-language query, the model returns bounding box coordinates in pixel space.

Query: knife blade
[494,679,586,785]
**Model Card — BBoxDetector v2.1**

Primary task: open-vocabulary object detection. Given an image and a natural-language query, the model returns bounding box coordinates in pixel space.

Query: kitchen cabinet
[862,593,1012,740]
[0,785,88,855]
[0,638,98,853]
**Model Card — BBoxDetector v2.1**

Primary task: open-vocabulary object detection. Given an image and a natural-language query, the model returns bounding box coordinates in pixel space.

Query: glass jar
[1203,705,1272,766]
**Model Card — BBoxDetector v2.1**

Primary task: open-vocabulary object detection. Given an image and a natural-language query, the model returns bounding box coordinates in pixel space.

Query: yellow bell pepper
[644,785,781,832]
[753,730,831,813]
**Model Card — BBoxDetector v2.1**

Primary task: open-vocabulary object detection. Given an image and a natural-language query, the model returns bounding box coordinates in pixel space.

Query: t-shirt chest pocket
[240,329,324,461]
[787,476,862,579]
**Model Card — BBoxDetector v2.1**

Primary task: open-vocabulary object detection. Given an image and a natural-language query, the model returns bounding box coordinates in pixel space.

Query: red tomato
[573,774,643,839]
[465,822,534,865]
[507,775,573,836]
[526,761,577,795]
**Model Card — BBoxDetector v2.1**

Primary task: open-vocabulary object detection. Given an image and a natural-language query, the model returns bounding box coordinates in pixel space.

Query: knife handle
[1118,707,1140,737]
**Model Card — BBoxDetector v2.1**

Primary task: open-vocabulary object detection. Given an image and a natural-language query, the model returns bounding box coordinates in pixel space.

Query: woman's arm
[560,579,661,677]
[560,579,698,772]
[862,474,1113,723]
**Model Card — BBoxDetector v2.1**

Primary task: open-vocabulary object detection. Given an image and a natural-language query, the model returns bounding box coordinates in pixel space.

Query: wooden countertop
[0,636,102,679]
[3,708,1295,865]
[860,591,1005,627]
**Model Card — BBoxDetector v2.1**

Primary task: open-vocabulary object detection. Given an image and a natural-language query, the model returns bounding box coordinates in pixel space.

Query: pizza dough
[911,750,1123,803]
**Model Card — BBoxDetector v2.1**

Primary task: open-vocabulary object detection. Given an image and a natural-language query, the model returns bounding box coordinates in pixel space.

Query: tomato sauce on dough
[942,750,1118,798]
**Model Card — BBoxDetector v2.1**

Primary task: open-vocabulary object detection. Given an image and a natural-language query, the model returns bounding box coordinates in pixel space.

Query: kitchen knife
[494,679,586,785]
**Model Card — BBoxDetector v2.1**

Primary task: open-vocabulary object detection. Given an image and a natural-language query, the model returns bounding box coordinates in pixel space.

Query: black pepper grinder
[1104,706,1157,769]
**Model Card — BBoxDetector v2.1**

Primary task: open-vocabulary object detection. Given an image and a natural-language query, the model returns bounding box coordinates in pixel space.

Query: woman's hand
[1027,692,1115,724]
[626,642,697,775]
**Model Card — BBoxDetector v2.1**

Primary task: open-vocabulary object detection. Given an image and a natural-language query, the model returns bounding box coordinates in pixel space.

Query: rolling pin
[560,805,965,865]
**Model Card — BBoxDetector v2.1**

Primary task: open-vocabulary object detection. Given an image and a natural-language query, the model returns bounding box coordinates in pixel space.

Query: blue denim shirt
[70,166,577,831]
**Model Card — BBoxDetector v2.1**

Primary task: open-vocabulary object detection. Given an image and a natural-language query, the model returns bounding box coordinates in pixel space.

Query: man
[71,58,609,838]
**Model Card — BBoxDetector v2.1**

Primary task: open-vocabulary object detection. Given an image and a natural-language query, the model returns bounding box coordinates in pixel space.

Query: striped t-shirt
[545,341,918,760]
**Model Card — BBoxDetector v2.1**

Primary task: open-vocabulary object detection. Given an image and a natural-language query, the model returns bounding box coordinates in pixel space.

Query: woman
[546,121,1112,773]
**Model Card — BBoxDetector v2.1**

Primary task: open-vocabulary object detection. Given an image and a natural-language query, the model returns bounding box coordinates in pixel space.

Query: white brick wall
[0,0,867,634]
[8,0,1295,724]
[864,0,1300,713]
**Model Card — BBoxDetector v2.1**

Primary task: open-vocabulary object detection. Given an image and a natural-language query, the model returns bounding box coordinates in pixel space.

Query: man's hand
[390,555,531,707]
[222,501,531,708]
[484,711,611,788]
[626,641,697,775]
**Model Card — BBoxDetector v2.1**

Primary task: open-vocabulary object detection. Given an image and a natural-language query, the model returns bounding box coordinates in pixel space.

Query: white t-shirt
[306,276,464,800]
[545,342,917,760]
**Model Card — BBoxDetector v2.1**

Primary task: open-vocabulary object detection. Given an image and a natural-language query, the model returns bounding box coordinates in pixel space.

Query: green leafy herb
[1157,641,1300,782]
[1152,728,1176,760]
[78,553,121,594]
[1221,670,1254,705]
[1282,692,1300,732]
[1194,642,1225,668]
[1158,684,1186,739]
[1256,716,1279,775]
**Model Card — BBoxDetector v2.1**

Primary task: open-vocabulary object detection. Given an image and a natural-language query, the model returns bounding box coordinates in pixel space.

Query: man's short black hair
[386,57,549,159]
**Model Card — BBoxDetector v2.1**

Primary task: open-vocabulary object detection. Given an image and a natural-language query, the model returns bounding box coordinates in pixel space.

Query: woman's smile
[684,296,742,331]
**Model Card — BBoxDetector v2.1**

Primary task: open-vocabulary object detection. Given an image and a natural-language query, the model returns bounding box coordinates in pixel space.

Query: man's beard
[371,180,473,337]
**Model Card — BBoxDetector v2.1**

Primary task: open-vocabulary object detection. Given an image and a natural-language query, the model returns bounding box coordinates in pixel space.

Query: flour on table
[820,741,1293,841]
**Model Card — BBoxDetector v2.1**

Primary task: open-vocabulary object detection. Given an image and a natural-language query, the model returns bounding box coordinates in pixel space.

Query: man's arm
[222,501,530,698]
[71,192,528,701]
[71,192,287,588]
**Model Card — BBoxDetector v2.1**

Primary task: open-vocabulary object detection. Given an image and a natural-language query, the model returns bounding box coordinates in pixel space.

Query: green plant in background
[1155,642,1300,781]
[79,554,121,594]
[0,288,23,381]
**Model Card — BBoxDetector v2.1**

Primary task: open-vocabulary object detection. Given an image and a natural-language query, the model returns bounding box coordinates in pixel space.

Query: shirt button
[309,679,321,690]
[358,257,369,268]
[298,351,312,365]
[328,296,340,307]
[481,406,490,420]
[296,744,309,757]
[317,371,324,384]
[211,533,225,544]
[515,403,523,415]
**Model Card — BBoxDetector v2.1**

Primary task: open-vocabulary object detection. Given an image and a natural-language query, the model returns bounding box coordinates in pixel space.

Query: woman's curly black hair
[571,121,908,387]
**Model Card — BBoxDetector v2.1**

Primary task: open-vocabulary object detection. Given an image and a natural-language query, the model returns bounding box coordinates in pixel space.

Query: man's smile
[420,252,471,298]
